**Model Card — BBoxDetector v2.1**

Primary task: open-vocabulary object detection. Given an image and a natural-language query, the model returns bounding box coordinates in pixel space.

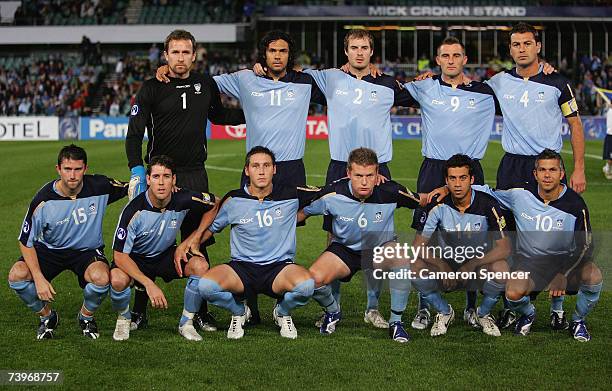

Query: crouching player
[182,146,317,339]
[299,148,428,343]
[109,155,218,341]
[8,144,128,339]
[471,149,602,341]
[411,154,511,337]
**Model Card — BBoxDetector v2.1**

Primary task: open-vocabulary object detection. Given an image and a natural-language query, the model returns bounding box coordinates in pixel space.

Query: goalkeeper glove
[128,165,146,200]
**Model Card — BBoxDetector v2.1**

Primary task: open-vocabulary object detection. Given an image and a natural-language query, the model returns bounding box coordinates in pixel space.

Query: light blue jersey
[209,185,319,265]
[415,189,507,253]
[19,175,128,251]
[214,70,325,161]
[113,189,215,258]
[486,68,578,155]
[474,183,590,258]
[304,179,421,251]
[405,75,497,160]
[304,69,415,163]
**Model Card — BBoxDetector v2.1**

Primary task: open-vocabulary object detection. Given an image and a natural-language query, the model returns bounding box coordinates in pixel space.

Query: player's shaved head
[437,37,465,55]
[58,144,87,166]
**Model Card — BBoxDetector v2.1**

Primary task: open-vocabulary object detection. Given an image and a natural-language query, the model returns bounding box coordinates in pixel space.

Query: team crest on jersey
[274,207,283,219]
[469,98,475,106]
[194,83,202,94]
[22,221,30,233]
[374,211,383,222]
[556,218,564,229]
[536,91,545,102]
[170,219,177,229]
[88,203,97,215]
[130,105,139,116]
[473,222,481,231]
[369,91,378,102]
[286,89,295,100]
[116,228,126,240]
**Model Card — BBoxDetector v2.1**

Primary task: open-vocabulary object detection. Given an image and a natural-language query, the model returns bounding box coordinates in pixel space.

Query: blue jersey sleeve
[472,185,516,210]
[421,204,442,238]
[112,203,139,254]
[303,69,328,94]
[209,195,232,234]
[213,72,242,101]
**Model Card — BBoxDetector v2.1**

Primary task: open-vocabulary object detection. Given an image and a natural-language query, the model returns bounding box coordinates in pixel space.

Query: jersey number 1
[180,92,187,109]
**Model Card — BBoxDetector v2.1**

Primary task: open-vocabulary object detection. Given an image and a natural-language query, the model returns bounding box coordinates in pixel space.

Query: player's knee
[8,262,30,283]
[186,258,208,277]
[88,267,110,286]
[490,260,509,274]
[505,284,525,301]
[292,278,315,299]
[110,268,130,291]
[581,262,602,285]
[309,270,326,288]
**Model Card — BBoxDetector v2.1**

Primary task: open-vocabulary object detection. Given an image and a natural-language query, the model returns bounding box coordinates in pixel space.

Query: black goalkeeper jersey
[125,72,245,170]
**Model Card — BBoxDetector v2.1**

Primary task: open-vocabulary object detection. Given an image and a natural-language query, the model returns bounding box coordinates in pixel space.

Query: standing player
[299,148,428,342]
[468,150,601,341]
[411,154,510,337]
[158,30,326,323]
[487,23,586,192]
[8,145,127,339]
[125,29,245,331]
[183,147,317,339]
[403,37,499,329]
[110,155,218,341]
[281,29,417,327]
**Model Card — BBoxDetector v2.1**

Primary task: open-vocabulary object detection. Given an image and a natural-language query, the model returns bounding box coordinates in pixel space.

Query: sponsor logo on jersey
[194,83,202,94]
[56,217,70,226]
[335,89,349,96]
[239,217,254,224]
[520,212,534,221]
[130,105,139,116]
[116,228,126,240]
[339,216,354,222]
[251,91,264,97]
[431,99,445,105]
[175,85,191,89]
[503,94,515,100]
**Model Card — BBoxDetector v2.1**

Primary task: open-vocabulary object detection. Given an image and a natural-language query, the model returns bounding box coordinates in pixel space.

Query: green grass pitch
[0,139,610,390]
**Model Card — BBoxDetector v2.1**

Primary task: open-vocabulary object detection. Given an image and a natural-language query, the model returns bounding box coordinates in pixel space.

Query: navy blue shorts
[112,245,197,284]
[512,254,585,293]
[324,160,391,232]
[412,157,484,229]
[496,152,567,190]
[325,242,375,283]
[18,244,107,289]
[604,134,612,160]
[241,158,306,187]
[227,260,293,299]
